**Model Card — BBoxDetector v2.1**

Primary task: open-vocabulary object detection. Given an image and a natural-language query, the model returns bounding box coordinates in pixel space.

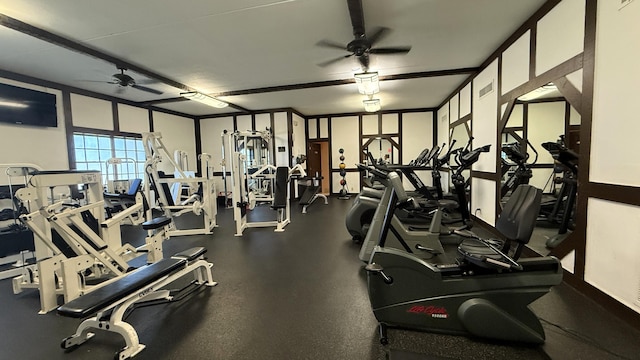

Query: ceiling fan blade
[347,0,365,37]
[77,79,118,84]
[369,46,412,55]
[316,39,347,51]
[115,86,126,95]
[317,54,353,67]
[131,84,163,95]
[367,27,390,46]
[134,79,160,85]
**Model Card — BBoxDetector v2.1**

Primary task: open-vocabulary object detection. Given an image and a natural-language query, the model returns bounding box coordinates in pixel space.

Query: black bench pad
[271,167,288,209]
[142,216,172,230]
[172,247,206,261]
[57,258,185,318]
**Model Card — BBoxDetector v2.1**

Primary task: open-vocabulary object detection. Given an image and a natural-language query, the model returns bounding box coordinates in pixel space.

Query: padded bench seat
[57,246,214,359]
[142,216,172,230]
[57,258,184,318]
[57,247,206,318]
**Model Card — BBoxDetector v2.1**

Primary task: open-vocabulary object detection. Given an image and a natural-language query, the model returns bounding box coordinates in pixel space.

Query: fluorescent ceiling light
[518,83,558,101]
[363,98,381,112]
[180,91,228,108]
[0,100,28,108]
[354,72,380,95]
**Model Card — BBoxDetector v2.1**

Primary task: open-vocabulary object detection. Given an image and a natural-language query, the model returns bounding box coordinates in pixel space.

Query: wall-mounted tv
[0,82,57,127]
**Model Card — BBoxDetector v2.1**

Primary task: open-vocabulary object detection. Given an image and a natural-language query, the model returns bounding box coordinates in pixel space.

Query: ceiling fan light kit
[354,72,380,95]
[180,91,229,108]
[363,98,381,112]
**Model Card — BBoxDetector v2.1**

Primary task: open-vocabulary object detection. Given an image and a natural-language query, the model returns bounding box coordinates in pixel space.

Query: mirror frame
[360,135,400,165]
[497,55,584,254]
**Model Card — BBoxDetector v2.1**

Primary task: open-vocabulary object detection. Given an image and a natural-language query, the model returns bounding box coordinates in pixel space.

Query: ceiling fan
[316,0,411,71]
[81,68,164,95]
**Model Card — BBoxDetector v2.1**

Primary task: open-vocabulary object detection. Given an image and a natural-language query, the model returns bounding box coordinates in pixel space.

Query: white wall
[586,199,640,313]
[528,102,565,164]
[402,112,433,162]
[236,114,252,133]
[200,116,234,193]
[583,0,640,315]
[291,113,306,162]
[402,112,434,189]
[152,111,196,173]
[381,113,398,134]
[472,60,498,173]
[254,113,271,132]
[536,0,586,75]
[437,105,450,192]
[590,0,640,187]
[319,117,329,138]
[362,114,377,135]
[331,116,360,193]
[459,83,472,118]
[70,93,113,130]
[0,78,68,171]
[501,30,531,94]
[471,177,496,226]
[308,118,318,140]
[273,112,289,167]
[118,104,149,134]
[449,94,459,123]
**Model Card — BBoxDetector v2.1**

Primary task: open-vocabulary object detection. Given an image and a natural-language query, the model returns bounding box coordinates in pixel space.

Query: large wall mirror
[361,135,400,165]
[448,120,472,191]
[500,74,582,256]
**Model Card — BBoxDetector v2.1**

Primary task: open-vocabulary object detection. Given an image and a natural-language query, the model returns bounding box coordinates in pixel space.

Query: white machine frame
[104,157,146,226]
[222,129,305,236]
[0,164,39,281]
[142,132,217,237]
[13,170,162,313]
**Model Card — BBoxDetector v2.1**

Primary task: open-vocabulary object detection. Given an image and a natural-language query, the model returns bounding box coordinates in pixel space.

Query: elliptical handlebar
[357,163,389,181]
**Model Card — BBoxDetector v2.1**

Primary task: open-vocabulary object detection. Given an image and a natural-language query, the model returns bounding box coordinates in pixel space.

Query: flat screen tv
[0,82,57,127]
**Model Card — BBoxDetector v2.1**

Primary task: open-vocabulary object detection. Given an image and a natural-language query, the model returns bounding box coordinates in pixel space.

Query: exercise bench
[57,246,217,360]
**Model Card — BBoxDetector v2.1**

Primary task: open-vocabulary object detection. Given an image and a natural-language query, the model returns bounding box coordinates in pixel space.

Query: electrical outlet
[619,0,634,10]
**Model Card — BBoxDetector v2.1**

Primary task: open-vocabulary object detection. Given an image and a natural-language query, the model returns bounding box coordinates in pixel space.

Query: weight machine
[0,164,38,281]
[103,157,145,226]
[142,132,217,237]
[222,129,305,236]
[12,170,164,313]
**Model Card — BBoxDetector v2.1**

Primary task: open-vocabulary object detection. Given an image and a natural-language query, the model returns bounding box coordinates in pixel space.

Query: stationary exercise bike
[363,169,563,344]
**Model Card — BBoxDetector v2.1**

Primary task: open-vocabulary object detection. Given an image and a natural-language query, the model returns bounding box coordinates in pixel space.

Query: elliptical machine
[500,140,537,198]
[356,143,491,263]
[363,169,563,344]
[540,137,578,248]
[345,146,442,243]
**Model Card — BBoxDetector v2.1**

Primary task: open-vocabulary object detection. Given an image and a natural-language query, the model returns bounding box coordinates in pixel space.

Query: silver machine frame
[142,132,217,237]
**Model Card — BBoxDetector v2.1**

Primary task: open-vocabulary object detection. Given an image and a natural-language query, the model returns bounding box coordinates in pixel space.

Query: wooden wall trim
[62,91,75,169]
[555,76,583,114]
[500,53,583,104]
[437,0,562,109]
[572,0,598,279]
[471,171,499,181]
[586,182,640,207]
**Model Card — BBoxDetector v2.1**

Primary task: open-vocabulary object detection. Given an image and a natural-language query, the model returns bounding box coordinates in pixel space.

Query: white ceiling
[0,0,547,117]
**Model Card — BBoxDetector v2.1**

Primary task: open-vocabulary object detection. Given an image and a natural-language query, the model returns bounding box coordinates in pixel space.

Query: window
[73,132,145,184]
